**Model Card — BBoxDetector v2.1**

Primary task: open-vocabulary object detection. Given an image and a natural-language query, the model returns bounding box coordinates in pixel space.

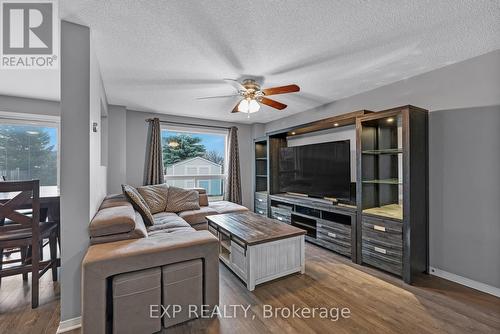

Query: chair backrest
[0,180,40,234]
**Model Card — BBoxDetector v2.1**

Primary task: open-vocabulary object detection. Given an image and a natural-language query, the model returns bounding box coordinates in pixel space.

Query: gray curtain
[146,118,164,185]
[224,126,242,204]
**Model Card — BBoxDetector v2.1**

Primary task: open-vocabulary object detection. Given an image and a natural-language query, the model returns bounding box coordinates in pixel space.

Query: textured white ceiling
[2,1,500,123]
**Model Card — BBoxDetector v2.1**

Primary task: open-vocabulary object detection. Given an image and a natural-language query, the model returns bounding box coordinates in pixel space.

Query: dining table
[0,185,60,223]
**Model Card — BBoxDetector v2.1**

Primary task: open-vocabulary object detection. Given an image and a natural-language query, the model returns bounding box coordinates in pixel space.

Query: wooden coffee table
[206,211,306,291]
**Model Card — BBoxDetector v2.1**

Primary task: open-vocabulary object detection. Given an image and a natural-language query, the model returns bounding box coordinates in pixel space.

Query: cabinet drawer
[362,227,402,249]
[254,207,267,216]
[255,192,268,202]
[317,219,351,237]
[317,230,351,247]
[362,246,402,276]
[254,199,267,211]
[270,206,291,223]
[315,238,351,257]
[362,215,402,234]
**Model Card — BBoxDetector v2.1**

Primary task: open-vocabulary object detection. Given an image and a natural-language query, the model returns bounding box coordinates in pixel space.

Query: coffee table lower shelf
[208,224,305,291]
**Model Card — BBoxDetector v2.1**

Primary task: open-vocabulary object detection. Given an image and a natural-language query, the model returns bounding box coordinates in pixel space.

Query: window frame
[161,125,228,199]
[0,111,61,186]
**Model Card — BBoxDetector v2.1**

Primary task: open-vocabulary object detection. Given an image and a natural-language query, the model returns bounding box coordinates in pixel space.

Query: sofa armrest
[82,231,219,334]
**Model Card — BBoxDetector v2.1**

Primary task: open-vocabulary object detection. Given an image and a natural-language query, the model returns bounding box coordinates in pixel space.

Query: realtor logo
[1,0,58,69]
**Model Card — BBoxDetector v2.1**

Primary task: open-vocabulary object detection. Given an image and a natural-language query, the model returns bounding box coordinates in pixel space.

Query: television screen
[278,140,351,199]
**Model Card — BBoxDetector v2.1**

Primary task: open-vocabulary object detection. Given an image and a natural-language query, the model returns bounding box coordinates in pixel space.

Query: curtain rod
[146,119,231,130]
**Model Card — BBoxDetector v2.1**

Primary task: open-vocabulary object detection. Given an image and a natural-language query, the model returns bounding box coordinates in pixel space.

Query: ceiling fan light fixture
[237,99,249,112]
[248,99,260,113]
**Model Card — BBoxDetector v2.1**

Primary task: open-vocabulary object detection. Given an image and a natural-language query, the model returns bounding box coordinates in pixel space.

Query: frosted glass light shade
[237,99,249,112]
[248,99,260,113]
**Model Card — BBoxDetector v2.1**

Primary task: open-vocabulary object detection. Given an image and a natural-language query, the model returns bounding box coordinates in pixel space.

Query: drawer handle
[374,246,387,254]
[258,198,263,202]
[277,216,283,221]
[258,210,263,214]
[327,232,336,238]
[374,225,386,232]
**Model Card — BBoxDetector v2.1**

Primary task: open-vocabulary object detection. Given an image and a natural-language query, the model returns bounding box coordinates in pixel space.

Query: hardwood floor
[1,243,499,333]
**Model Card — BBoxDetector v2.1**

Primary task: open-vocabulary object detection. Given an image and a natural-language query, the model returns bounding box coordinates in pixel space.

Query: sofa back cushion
[122,184,155,226]
[165,186,200,213]
[188,188,208,206]
[99,194,130,209]
[137,184,169,214]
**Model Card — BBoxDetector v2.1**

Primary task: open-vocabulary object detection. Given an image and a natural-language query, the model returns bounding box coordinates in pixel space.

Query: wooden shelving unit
[254,138,269,217]
[252,105,428,284]
[356,105,428,283]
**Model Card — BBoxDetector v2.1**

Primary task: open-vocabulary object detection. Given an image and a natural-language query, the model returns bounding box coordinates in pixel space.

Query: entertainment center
[253,105,429,283]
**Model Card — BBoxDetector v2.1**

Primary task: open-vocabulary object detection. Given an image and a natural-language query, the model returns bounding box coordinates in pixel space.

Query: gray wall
[107,105,127,194]
[0,94,59,116]
[261,49,500,289]
[60,21,108,322]
[106,109,254,209]
[266,50,500,133]
[429,106,500,288]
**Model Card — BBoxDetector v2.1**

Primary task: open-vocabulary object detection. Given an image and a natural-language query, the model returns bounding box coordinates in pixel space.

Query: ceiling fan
[197,79,300,114]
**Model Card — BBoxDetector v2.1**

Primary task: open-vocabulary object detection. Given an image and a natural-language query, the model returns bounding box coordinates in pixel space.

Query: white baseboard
[429,267,500,298]
[57,316,81,333]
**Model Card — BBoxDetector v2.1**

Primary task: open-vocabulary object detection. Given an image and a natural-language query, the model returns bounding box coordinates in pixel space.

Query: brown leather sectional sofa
[81,188,248,333]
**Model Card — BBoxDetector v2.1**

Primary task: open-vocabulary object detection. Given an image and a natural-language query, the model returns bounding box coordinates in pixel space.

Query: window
[162,126,227,201]
[0,113,59,186]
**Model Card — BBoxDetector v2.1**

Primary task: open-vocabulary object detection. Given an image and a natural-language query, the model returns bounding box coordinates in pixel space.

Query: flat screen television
[278,140,351,199]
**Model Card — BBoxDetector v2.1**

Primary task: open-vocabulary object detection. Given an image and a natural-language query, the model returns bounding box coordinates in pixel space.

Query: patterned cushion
[122,184,155,226]
[165,186,200,213]
[137,184,169,214]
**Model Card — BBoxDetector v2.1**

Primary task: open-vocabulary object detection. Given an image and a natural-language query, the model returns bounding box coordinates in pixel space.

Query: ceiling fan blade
[231,100,242,113]
[262,84,300,96]
[196,94,240,100]
[260,97,287,110]
[223,78,247,92]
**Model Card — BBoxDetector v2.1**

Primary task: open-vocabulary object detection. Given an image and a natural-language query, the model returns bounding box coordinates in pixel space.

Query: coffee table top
[206,211,306,246]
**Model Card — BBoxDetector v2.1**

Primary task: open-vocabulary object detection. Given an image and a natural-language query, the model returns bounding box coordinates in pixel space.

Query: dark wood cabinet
[254,138,269,217]
[255,105,428,284]
[356,106,428,283]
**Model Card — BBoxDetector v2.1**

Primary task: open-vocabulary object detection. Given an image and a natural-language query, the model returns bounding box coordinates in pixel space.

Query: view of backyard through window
[162,129,226,201]
[0,123,58,186]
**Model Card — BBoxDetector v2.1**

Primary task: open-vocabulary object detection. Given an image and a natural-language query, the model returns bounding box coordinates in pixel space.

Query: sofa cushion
[189,188,206,194]
[99,194,130,209]
[188,187,209,206]
[199,194,209,206]
[90,212,148,245]
[89,204,136,237]
[147,212,194,233]
[122,184,155,226]
[165,187,200,213]
[178,206,218,226]
[209,201,248,214]
[137,184,169,214]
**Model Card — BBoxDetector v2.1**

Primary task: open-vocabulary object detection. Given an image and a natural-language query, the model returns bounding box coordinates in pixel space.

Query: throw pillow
[122,184,155,226]
[165,186,200,213]
[137,184,169,214]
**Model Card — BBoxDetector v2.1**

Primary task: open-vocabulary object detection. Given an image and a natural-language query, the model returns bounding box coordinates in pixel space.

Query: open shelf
[362,178,401,185]
[220,239,231,251]
[362,148,402,155]
[256,174,268,178]
[255,157,267,160]
[363,204,403,220]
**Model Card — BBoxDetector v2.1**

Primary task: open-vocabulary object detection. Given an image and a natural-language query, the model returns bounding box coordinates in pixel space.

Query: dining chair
[0,180,59,308]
